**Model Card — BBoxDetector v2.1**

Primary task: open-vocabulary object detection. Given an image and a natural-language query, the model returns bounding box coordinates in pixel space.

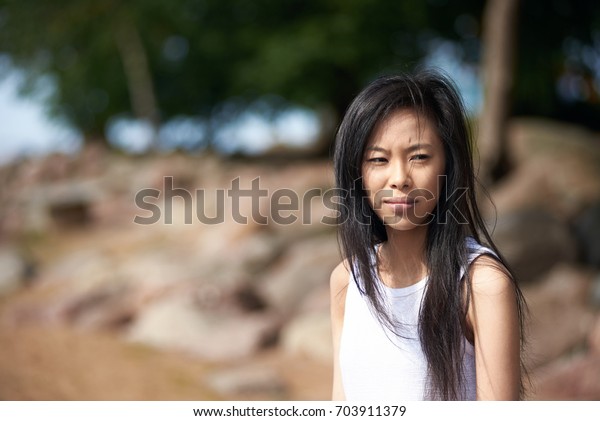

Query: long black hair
[333,69,527,400]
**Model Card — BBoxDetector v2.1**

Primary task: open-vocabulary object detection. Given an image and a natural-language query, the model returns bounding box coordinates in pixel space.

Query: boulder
[573,202,600,268]
[42,249,115,289]
[487,154,600,224]
[589,315,600,355]
[189,225,284,294]
[522,264,596,369]
[507,118,600,168]
[0,247,28,295]
[118,248,199,289]
[590,273,600,310]
[277,284,332,364]
[57,284,137,330]
[204,365,287,399]
[126,294,281,361]
[281,311,332,364]
[488,118,600,224]
[23,179,106,231]
[257,234,340,314]
[531,352,600,400]
[490,209,578,283]
[4,248,175,329]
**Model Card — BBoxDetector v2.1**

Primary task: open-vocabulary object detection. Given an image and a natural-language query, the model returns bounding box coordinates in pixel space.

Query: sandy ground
[0,320,332,401]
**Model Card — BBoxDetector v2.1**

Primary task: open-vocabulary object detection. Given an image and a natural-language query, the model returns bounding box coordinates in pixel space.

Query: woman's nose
[389,162,411,190]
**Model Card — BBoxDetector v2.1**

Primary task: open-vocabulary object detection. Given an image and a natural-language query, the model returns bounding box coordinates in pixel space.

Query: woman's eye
[410,154,429,161]
[367,157,388,163]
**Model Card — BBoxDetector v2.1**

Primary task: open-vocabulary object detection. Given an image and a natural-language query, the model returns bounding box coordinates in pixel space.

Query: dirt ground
[0,320,332,401]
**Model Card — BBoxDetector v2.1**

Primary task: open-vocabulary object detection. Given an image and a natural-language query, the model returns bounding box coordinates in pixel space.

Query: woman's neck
[378,225,429,288]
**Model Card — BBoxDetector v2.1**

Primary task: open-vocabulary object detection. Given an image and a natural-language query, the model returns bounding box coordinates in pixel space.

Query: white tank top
[339,237,495,401]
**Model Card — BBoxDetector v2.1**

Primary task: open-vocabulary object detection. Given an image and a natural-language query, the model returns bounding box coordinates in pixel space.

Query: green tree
[0,0,598,151]
[0,0,483,148]
[514,0,600,128]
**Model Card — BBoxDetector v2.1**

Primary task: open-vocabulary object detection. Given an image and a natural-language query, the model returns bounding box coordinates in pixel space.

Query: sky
[0,66,81,165]
[0,67,321,164]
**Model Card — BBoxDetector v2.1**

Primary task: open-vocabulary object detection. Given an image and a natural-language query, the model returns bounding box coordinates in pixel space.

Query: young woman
[330,70,527,400]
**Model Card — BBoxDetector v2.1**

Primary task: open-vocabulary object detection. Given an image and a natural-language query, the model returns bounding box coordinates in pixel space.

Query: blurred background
[0,0,599,400]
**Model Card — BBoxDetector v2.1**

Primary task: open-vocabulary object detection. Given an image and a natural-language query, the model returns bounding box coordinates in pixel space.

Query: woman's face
[361,109,446,231]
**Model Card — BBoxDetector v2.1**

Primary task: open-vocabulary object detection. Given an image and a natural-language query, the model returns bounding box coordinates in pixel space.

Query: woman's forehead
[367,109,440,148]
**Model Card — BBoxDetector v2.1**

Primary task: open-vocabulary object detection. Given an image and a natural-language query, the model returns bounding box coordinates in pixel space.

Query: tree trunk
[114,19,160,149]
[478,0,520,184]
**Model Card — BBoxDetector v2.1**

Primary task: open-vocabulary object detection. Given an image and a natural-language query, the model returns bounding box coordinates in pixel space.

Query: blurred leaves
[0,0,598,144]
[515,0,600,126]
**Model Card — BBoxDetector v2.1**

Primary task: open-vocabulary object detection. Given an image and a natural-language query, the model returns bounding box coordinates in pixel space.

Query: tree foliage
[514,0,600,128]
[0,0,598,146]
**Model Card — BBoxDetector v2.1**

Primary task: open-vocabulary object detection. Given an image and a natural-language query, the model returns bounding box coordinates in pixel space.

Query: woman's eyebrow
[364,146,388,153]
[405,143,433,152]
[365,144,434,153]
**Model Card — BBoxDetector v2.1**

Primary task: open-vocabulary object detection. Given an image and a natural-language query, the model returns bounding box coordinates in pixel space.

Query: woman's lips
[382,197,417,212]
[384,197,416,204]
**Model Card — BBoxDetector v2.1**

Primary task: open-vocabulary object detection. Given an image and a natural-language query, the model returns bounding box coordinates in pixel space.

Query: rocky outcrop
[0,247,29,295]
[126,294,281,361]
[0,118,598,399]
[490,209,579,283]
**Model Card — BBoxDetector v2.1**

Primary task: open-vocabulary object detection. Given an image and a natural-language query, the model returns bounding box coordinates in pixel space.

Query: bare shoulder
[330,259,351,292]
[468,254,516,297]
[466,253,519,336]
[466,255,522,400]
[330,259,351,321]
[330,260,351,400]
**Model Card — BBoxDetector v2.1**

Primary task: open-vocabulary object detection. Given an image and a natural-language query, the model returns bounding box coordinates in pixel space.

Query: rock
[257,161,336,236]
[281,311,332,364]
[573,202,600,268]
[487,154,600,224]
[37,153,74,181]
[507,118,600,168]
[58,284,137,330]
[6,249,145,328]
[118,249,198,289]
[42,249,115,288]
[299,284,331,314]
[257,235,340,314]
[522,264,596,369]
[485,159,554,219]
[591,274,600,308]
[189,224,284,294]
[49,201,91,228]
[488,119,600,224]
[204,365,287,399]
[0,247,28,295]
[589,315,600,355]
[126,294,281,361]
[7,275,174,333]
[490,209,578,283]
[75,144,108,177]
[531,352,600,400]
[23,179,106,231]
